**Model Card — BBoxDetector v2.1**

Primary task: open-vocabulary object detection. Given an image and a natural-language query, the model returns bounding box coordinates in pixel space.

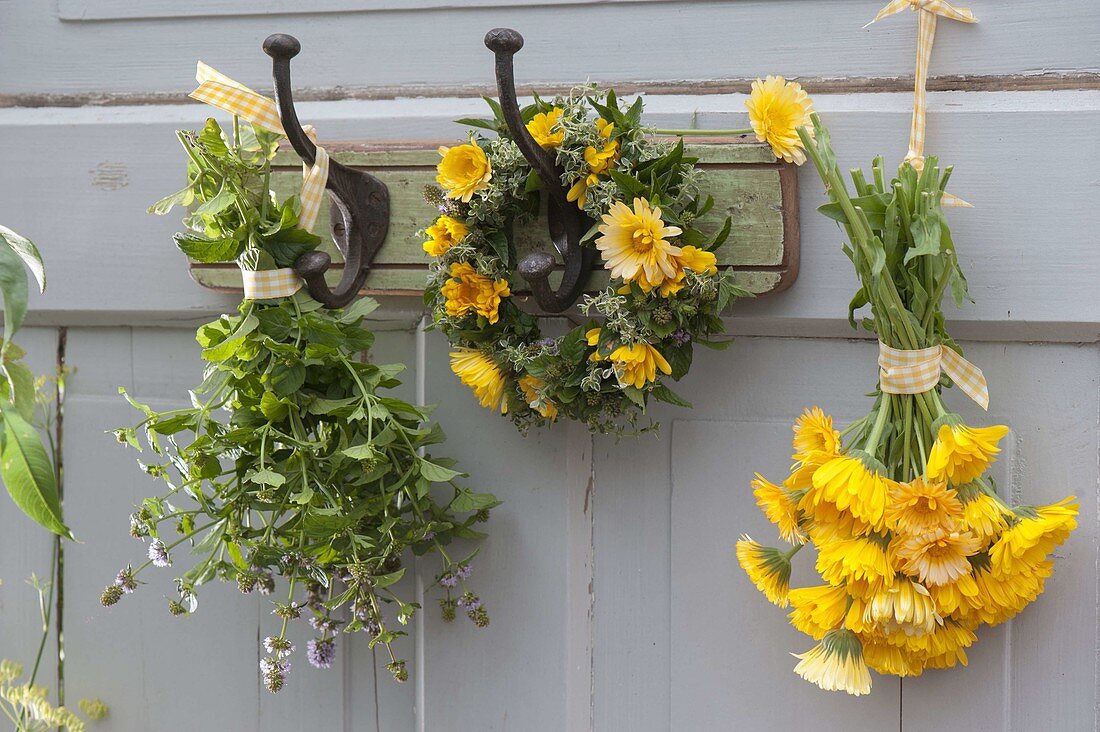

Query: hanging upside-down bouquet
[102,112,497,693]
[736,114,1078,695]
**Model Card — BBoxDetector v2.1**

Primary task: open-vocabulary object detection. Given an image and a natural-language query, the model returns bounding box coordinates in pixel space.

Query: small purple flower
[537,337,559,355]
[671,329,691,346]
[147,539,171,568]
[260,657,291,694]
[439,573,458,589]
[457,593,481,611]
[264,636,295,658]
[115,567,137,594]
[422,531,436,542]
[307,638,337,669]
[455,563,472,581]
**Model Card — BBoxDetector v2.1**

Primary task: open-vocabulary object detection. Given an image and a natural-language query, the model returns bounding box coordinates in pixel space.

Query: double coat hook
[484,28,596,314]
[262,33,390,309]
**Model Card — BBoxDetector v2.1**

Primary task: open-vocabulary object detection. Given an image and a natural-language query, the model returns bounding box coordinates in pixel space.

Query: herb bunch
[106,119,497,692]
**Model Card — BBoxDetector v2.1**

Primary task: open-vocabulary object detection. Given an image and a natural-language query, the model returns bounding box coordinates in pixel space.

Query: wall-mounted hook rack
[263,33,390,309]
[484,27,596,314]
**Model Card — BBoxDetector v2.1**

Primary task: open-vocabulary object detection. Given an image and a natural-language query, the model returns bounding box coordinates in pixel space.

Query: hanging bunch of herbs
[103,118,497,692]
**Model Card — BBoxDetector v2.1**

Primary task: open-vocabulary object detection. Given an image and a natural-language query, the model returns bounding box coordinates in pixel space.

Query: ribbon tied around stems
[867,0,977,208]
[190,62,331,299]
[878,341,989,410]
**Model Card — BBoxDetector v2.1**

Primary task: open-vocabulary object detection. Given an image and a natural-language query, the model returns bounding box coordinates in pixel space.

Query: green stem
[783,542,805,560]
[863,397,892,458]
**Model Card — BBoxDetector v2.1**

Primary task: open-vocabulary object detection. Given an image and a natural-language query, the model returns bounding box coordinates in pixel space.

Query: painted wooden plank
[188,140,797,297]
[669,419,902,729]
[0,328,61,698]
[0,92,1095,337]
[900,342,1099,732]
[5,2,1097,97]
[417,324,580,730]
[58,0,668,21]
[60,328,263,731]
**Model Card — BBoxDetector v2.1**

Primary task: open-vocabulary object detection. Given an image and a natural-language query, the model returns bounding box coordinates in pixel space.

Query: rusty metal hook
[263,33,390,309]
[484,28,595,314]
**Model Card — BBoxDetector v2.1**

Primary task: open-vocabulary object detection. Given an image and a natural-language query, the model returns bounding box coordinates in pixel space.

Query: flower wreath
[422,87,746,434]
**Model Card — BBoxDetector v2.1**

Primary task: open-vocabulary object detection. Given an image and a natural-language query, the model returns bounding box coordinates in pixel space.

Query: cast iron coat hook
[484,28,596,314]
[263,33,390,309]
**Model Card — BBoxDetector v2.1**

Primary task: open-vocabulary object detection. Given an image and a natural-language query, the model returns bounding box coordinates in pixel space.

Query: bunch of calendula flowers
[736,115,1078,696]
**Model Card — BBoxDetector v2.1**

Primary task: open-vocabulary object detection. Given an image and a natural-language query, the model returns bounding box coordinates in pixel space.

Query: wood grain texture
[0,92,1095,336]
[188,140,798,297]
[2,1,1096,96]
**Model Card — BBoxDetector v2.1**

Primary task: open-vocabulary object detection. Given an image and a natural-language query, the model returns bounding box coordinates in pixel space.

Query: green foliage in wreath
[422,87,747,435]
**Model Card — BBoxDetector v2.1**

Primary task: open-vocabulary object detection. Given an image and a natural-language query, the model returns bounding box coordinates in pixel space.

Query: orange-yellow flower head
[792,406,841,458]
[886,476,963,535]
[440,262,511,324]
[863,578,941,637]
[450,348,507,413]
[436,143,492,203]
[752,473,805,545]
[746,75,814,165]
[596,198,683,287]
[926,423,1009,486]
[518,374,557,420]
[989,497,1078,576]
[566,118,619,209]
[792,629,872,696]
[526,107,565,149]
[815,537,894,592]
[788,584,850,640]
[892,528,981,587]
[423,215,468,257]
[608,343,672,389]
[956,484,1012,545]
[810,454,892,533]
[736,535,792,607]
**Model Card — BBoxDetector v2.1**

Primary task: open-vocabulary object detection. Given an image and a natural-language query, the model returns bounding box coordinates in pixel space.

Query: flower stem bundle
[106,118,498,693]
[738,114,1078,695]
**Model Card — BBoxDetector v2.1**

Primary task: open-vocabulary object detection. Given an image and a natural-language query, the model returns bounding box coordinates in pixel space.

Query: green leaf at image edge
[1,408,71,538]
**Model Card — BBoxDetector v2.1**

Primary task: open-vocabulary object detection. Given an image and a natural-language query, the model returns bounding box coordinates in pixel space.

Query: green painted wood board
[189,138,799,298]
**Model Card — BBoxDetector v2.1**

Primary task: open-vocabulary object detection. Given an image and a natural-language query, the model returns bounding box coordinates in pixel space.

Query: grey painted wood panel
[3,1,1097,97]
[0,91,1096,340]
[592,336,1098,730]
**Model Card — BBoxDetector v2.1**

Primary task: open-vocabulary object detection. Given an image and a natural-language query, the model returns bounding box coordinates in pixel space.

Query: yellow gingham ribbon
[240,268,303,300]
[867,0,977,208]
[878,341,989,410]
[191,62,329,234]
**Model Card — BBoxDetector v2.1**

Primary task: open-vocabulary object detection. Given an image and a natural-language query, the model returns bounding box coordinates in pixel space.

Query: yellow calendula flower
[863,578,941,637]
[792,406,841,458]
[450,348,507,413]
[800,496,871,545]
[956,484,1012,545]
[526,107,565,149]
[745,75,814,165]
[815,537,894,592]
[989,497,1078,576]
[608,343,672,389]
[926,423,1010,486]
[566,119,620,208]
[892,528,981,587]
[629,246,718,298]
[788,584,850,640]
[928,571,981,616]
[423,215,469,257]
[596,198,683,287]
[677,245,718,276]
[736,535,792,607]
[436,143,492,203]
[888,618,976,671]
[792,628,872,696]
[964,557,1051,626]
[786,449,833,491]
[440,262,511,324]
[809,455,892,533]
[861,640,923,678]
[518,374,557,420]
[886,476,963,535]
[752,473,805,544]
